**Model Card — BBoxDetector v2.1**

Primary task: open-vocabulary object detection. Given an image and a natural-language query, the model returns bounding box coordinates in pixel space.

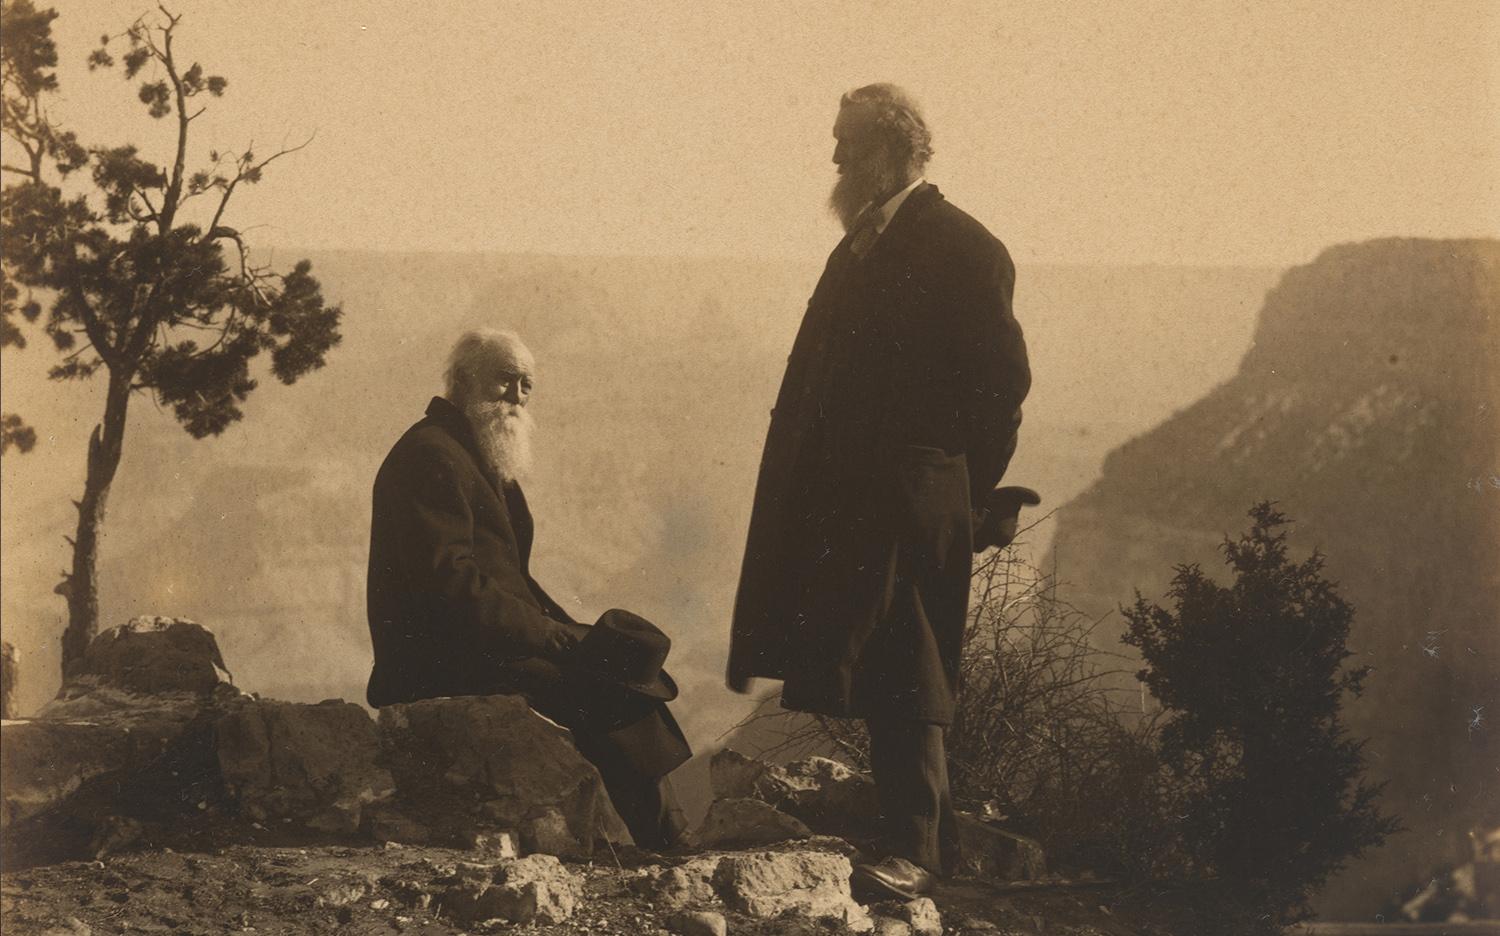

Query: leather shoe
[850,856,937,901]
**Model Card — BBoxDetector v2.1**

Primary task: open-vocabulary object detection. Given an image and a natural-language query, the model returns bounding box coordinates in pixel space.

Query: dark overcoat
[727,183,1031,725]
[366,397,577,708]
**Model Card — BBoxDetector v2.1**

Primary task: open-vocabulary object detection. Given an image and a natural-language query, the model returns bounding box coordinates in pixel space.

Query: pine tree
[1,3,342,673]
[1123,502,1398,931]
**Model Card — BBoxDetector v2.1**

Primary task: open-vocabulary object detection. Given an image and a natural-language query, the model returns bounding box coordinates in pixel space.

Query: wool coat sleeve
[946,234,1030,499]
[384,440,558,659]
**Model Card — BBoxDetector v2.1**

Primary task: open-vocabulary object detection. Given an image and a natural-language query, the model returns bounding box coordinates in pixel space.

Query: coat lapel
[858,182,939,268]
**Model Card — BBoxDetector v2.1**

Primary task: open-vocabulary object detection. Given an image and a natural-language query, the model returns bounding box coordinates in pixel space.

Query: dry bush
[734,534,1176,877]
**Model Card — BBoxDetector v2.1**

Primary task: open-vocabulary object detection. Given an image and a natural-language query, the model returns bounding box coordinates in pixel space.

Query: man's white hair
[444,327,529,402]
[841,82,934,176]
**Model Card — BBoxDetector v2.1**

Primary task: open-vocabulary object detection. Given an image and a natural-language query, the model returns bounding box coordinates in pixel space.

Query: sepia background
[2,0,1497,919]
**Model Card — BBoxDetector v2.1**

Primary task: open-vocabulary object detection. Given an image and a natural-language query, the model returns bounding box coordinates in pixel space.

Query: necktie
[849,206,882,258]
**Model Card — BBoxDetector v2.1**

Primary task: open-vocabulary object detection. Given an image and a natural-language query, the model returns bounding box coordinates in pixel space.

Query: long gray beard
[464,401,536,483]
[828,158,906,231]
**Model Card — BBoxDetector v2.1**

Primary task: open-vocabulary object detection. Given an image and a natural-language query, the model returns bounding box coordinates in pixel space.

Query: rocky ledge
[1,619,1157,934]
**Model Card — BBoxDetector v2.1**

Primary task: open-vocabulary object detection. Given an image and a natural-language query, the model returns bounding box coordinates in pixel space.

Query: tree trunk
[58,370,132,676]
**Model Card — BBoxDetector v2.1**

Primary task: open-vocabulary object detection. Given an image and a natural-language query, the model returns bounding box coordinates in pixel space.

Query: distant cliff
[1050,238,1500,917]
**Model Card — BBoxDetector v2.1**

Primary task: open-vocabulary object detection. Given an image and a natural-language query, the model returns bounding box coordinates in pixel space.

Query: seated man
[365,327,690,850]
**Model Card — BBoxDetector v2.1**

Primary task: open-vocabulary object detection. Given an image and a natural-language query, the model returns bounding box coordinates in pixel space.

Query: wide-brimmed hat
[568,609,678,702]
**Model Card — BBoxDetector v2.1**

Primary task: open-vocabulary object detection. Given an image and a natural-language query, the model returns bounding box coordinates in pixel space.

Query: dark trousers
[567,707,690,850]
[508,658,691,851]
[866,718,959,875]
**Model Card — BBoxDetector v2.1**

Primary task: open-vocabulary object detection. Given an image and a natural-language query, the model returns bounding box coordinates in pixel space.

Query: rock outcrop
[215,699,395,834]
[377,694,631,857]
[1048,238,1500,915]
[0,618,631,865]
[706,747,1046,883]
[709,748,880,840]
[696,796,812,848]
[54,616,233,698]
[638,845,874,932]
[0,618,242,864]
[438,853,584,925]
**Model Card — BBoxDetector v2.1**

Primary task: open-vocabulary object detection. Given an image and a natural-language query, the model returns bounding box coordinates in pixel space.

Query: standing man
[367,327,691,851]
[727,84,1032,899]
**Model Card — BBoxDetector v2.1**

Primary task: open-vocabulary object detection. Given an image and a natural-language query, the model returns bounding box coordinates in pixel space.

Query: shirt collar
[871,177,925,234]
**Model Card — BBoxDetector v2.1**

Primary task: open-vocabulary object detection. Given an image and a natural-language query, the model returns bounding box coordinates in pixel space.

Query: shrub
[1122,502,1398,932]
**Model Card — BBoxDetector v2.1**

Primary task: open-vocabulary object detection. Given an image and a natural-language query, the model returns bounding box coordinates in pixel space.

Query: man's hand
[973,486,1041,552]
[541,618,590,660]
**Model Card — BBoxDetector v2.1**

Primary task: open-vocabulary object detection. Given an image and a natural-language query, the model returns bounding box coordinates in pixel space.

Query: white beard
[463,400,536,483]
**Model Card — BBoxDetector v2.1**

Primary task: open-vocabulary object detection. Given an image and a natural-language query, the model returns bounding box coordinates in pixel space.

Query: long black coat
[365,397,577,708]
[727,184,1031,724]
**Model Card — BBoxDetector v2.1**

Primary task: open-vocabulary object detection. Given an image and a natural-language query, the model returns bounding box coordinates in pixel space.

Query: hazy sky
[38,1,1500,264]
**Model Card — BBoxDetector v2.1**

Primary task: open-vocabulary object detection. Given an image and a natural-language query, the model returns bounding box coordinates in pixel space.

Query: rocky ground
[2,619,1191,935]
[1,839,1167,936]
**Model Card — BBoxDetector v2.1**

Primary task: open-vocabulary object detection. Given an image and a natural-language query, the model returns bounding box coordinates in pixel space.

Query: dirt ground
[1,841,1177,936]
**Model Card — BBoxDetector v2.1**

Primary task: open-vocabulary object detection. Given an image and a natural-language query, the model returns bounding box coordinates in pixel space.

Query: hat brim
[571,665,678,703]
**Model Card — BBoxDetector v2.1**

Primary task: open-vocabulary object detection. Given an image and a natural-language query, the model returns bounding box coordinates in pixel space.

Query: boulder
[666,909,727,936]
[872,918,913,936]
[1,717,165,831]
[487,853,584,924]
[899,897,943,936]
[710,749,880,840]
[697,797,812,848]
[440,854,582,925]
[55,617,233,698]
[215,699,394,833]
[954,814,1046,881]
[710,750,1045,881]
[642,855,726,909]
[710,748,798,800]
[779,756,880,836]
[463,828,520,859]
[1,666,228,863]
[378,694,631,856]
[714,849,873,931]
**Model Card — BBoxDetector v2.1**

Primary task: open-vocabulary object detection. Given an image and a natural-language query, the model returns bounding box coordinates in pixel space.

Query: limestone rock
[57,617,233,698]
[1,622,239,863]
[710,747,800,801]
[2,718,152,832]
[643,855,725,909]
[709,749,879,840]
[667,909,727,936]
[215,699,394,833]
[463,828,520,858]
[900,897,942,936]
[441,854,582,925]
[872,918,912,936]
[523,805,583,857]
[438,878,491,925]
[0,696,217,864]
[954,814,1046,881]
[698,797,812,848]
[378,694,630,856]
[488,854,583,924]
[779,756,880,837]
[714,849,873,931]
